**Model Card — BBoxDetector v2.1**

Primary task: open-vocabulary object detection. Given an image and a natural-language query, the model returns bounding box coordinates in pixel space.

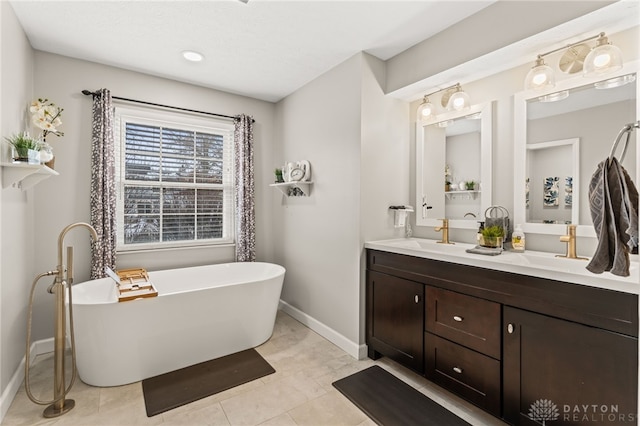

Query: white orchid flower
[29,100,44,113]
[30,98,63,138]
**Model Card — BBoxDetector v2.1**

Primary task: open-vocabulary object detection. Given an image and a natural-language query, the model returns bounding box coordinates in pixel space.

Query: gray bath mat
[142,348,275,417]
[333,365,471,426]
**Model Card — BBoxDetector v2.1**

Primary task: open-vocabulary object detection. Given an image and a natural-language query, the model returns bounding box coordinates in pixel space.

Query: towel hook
[609,120,640,163]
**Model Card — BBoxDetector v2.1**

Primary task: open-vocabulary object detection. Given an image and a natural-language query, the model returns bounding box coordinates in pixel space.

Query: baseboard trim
[0,338,53,423]
[278,300,367,360]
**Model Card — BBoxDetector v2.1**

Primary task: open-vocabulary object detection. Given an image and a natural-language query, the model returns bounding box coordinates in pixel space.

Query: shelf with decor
[445,190,480,200]
[1,162,59,190]
[269,181,313,197]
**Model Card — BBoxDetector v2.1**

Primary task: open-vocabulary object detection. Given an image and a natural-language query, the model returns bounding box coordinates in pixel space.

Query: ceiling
[8,0,495,103]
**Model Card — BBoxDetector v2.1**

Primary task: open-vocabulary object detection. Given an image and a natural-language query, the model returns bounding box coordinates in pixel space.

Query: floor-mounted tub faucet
[49,223,98,417]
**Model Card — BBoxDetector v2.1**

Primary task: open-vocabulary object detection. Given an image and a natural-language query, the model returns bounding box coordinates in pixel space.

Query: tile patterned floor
[2,311,507,426]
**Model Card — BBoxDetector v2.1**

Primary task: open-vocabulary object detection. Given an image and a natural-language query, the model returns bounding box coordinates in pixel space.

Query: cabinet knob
[414,295,419,303]
[452,367,463,374]
[507,323,514,334]
[453,315,463,322]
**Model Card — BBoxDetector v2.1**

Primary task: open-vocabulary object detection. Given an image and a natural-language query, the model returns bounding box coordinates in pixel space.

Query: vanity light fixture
[416,95,436,121]
[444,84,471,112]
[525,56,555,91]
[182,50,204,62]
[524,32,623,91]
[583,33,623,77]
[416,82,471,121]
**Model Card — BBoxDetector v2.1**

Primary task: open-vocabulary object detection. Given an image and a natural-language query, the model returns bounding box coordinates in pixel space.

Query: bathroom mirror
[514,61,639,236]
[416,101,493,229]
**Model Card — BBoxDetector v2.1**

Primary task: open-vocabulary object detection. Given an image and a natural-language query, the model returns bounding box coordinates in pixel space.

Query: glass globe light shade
[583,36,623,77]
[416,97,435,121]
[446,89,470,112]
[524,57,555,91]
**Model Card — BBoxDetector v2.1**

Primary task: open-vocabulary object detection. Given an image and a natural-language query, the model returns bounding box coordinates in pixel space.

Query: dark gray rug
[333,365,471,426]
[142,348,275,417]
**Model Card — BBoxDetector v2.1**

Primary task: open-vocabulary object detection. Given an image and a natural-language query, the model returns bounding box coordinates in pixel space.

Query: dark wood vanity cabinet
[366,249,638,425]
[366,270,424,373]
[425,287,501,416]
[503,306,638,425]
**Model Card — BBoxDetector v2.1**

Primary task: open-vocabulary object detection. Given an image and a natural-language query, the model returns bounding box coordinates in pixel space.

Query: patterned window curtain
[89,89,116,279]
[234,114,256,262]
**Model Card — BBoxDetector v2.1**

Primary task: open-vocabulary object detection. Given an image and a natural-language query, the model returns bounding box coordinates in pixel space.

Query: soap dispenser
[512,224,525,252]
[477,221,485,246]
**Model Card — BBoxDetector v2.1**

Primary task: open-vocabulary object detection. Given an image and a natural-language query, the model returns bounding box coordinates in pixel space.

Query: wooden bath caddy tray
[116,268,158,302]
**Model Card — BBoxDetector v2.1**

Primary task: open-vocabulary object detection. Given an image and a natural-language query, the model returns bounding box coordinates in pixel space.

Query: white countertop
[365,238,639,295]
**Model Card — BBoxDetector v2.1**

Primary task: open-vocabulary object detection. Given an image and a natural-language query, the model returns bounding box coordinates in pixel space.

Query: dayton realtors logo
[528,399,636,423]
[529,399,560,425]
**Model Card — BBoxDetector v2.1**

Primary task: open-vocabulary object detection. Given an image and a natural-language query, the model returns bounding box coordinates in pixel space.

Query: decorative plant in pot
[274,168,284,183]
[4,132,41,163]
[480,225,504,248]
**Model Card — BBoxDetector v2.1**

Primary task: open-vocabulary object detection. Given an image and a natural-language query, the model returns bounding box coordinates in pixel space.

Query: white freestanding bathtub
[70,262,285,387]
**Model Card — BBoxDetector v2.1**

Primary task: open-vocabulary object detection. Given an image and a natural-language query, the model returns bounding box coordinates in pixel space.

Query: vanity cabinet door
[366,271,424,373]
[503,306,638,425]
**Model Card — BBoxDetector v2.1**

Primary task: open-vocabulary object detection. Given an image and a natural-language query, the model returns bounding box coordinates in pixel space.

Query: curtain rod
[81,90,254,123]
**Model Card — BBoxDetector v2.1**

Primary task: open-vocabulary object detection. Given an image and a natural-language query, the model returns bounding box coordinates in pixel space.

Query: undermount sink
[380,238,471,252]
[500,251,591,274]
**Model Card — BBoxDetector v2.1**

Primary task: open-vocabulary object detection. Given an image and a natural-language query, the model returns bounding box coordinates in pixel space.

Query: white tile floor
[3,311,507,426]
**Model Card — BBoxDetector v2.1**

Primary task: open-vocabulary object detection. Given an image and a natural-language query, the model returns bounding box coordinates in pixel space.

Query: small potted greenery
[5,132,41,163]
[274,168,284,183]
[465,180,476,191]
[480,225,504,248]
[445,179,451,192]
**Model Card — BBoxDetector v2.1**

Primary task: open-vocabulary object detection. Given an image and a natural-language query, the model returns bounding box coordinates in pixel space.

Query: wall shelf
[1,162,59,190]
[445,190,480,200]
[270,181,313,197]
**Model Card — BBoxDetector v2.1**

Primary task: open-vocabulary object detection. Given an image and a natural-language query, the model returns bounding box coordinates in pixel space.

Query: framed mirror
[514,61,638,237]
[416,101,493,229]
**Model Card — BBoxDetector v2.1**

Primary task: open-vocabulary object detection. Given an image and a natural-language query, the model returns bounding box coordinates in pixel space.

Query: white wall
[386,1,615,94]
[0,0,35,415]
[274,54,363,350]
[274,53,408,354]
[359,53,410,343]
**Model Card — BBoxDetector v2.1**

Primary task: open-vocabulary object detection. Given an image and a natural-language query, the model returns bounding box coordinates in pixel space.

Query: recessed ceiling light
[182,50,204,62]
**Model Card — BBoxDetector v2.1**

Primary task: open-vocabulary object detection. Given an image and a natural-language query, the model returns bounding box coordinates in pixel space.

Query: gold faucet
[556,224,588,260]
[435,218,454,244]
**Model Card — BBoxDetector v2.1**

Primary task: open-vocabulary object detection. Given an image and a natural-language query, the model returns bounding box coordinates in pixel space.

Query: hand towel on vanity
[587,157,639,276]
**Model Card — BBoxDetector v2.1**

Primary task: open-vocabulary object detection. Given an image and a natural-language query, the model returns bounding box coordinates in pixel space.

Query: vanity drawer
[426,286,501,359]
[425,332,501,417]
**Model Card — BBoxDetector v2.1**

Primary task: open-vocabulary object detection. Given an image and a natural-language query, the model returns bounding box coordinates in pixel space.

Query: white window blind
[114,106,234,251]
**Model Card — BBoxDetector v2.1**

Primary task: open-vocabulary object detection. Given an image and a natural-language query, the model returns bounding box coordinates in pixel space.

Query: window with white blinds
[114,106,234,251]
